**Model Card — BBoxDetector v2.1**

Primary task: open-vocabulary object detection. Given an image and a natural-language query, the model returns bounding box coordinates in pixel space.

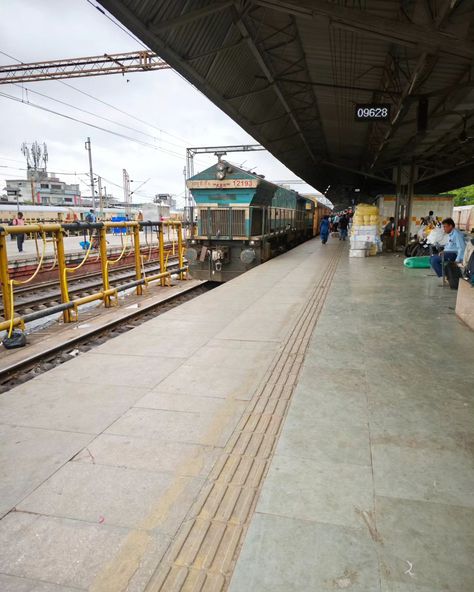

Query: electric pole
[123,169,131,216]
[183,166,188,221]
[97,175,103,218]
[85,137,95,211]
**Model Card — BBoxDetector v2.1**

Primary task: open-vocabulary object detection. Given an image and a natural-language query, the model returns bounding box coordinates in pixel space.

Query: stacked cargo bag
[349,203,381,258]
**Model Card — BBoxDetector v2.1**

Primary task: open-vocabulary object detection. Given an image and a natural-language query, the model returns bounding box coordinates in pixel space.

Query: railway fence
[0,220,188,338]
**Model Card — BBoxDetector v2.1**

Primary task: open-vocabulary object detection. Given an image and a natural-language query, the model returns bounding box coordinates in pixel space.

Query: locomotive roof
[188,161,312,204]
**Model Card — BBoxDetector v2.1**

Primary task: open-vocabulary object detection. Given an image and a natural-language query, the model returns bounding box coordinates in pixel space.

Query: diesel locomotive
[185,160,331,281]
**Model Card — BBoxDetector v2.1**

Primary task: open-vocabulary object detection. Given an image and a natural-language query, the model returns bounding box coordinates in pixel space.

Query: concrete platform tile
[48,352,183,388]
[368,391,473,437]
[0,424,92,518]
[135,390,247,415]
[105,407,242,447]
[205,337,281,352]
[214,311,291,342]
[275,411,371,466]
[380,581,453,592]
[378,519,474,591]
[304,335,365,369]
[372,442,474,507]
[229,512,380,592]
[256,453,374,529]
[72,433,219,477]
[134,316,227,338]
[17,461,202,532]
[297,364,369,396]
[0,573,83,591]
[93,331,212,359]
[0,379,145,434]
[155,363,264,400]
[288,381,370,428]
[0,512,129,590]
[375,495,474,539]
[185,344,275,370]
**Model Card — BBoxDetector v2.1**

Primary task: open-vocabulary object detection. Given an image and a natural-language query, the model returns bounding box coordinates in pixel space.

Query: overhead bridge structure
[98,0,474,205]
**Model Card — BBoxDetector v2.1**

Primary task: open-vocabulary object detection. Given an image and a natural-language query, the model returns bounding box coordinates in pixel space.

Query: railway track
[1,256,182,320]
[0,282,214,393]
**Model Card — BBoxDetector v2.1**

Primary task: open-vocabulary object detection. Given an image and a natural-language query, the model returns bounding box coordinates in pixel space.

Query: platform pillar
[393,163,402,251]
[405,159,416,246]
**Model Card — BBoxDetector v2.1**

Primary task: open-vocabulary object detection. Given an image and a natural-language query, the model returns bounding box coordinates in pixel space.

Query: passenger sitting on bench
[430,218,465,278]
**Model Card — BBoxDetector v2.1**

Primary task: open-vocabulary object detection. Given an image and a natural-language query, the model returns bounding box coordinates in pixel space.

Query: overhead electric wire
[85,0,149,50]
[0,163,85,176]
[0,89,188,160]
[0,49,192,146]
[11,83,186,150]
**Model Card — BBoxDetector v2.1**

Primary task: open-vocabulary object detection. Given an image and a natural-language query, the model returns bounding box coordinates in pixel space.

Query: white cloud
[0,0,321,205]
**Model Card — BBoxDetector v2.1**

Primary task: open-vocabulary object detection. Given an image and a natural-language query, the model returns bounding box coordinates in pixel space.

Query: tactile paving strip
[146,248,342,592]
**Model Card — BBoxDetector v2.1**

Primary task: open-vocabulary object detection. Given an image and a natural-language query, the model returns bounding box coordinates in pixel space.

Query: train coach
[0,204,135,224]
[185,160,330,281]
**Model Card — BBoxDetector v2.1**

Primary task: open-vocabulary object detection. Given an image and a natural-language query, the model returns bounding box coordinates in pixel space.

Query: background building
[4,172,81,206]
[2,141,81,206]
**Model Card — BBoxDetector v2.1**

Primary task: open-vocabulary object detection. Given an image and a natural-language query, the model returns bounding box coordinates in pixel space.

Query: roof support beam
[150,1,233,32]
[369,52,438,170]
[322,161,393,184]
[232,7,318,163]
[253,0,474,59]
[185,38,245,62]
[256,75,401,97]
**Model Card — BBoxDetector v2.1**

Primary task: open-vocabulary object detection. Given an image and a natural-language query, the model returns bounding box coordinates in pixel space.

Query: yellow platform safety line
[7,231,47,338]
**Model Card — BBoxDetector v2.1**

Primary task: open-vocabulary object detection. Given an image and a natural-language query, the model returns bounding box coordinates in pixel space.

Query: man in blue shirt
[430,217,466,277]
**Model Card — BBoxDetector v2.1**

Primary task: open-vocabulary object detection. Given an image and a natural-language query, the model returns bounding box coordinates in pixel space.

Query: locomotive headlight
[249,240,255,245]
[216,170,226,180]
[216,161,226,171]
[185,247,198,263]
[240,249,256,264]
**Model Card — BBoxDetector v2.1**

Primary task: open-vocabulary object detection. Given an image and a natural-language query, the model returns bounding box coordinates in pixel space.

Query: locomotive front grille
[200,209,246,237]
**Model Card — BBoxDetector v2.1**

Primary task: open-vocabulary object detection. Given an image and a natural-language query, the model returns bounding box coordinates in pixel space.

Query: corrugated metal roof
[100,0,474,200]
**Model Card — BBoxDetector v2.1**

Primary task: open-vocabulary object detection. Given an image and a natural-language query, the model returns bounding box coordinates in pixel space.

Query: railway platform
[0,237,473,591]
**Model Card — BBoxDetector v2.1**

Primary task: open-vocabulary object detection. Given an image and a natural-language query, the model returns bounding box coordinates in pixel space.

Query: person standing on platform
[339,214,349,241]
[332,213,340,232]
[12,212,25,253]
[320,215,330,245]
[84,209,96,245]
[430,218,465,277]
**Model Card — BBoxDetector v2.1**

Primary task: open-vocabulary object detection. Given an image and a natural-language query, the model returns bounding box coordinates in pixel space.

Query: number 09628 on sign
[354,104,391,121]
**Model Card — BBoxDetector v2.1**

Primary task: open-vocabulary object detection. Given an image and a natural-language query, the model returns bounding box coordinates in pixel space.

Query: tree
[446,185,474,206]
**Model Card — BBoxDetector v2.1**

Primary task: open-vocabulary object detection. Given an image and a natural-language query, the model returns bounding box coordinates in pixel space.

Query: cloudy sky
[0,0,322,206]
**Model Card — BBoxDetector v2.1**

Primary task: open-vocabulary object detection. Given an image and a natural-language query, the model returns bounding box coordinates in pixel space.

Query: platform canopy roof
[100,0,474,204]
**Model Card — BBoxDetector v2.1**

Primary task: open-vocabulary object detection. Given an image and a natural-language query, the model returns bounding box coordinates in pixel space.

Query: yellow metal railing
[0,220,188,334]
